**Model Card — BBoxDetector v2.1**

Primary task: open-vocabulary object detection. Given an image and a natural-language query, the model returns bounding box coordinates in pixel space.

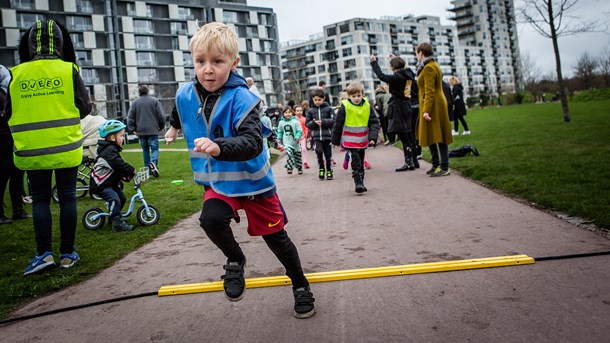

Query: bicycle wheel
[52,179,88,203]
[136,205,159,226]
[82,208,106,230]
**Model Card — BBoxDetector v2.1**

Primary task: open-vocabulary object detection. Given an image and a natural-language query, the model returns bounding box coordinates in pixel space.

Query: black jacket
[305,102,334,141]
[442,81,454,121]
[452,83,467,118]
[371,60,418,133]
[331,99,380,147]
[90,140,135,194]
[169,78,263,161]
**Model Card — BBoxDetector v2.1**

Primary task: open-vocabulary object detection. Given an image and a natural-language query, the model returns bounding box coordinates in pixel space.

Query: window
[137,52,156,66]
[223,11,239,23]
[67,16,93,31]
[318,65,326,73]
[178,7,193,20]
[183,52,193,66]
[76,51,92,66]
[71,33,85,48]
[17,13,44,29]
[171,22,187,35]
[339,23,350,34]
[343,59,356,69]
[76,0,93,13]
[135,36,155,49]
[342,48,352,57]
[246,26,259,38]
[80,69,99,83]
[258,13,269,25]
[133,20,153,33]
[341,35,353,45]
[12,0,34,10]
[326,27,336,36]
[354,21,364,30]
[138,68,157,82]
[325,40,335,50]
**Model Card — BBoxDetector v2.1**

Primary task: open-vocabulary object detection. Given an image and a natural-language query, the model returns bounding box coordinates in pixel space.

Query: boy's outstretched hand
[194,137,220,156]
[165,126,179,145]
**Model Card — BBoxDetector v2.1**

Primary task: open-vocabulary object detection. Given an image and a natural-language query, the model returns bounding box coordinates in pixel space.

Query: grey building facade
[0,0,282,119]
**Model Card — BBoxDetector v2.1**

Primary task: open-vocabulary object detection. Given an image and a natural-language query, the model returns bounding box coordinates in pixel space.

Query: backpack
[448,144,479,158]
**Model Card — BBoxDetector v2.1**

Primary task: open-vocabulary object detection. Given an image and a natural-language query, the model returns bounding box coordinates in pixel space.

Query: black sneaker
[430,169,451,177]
[326,170,333,180]
[318,168,325,181]
[221,259,246,302]
[355,182,367,193]
[12,210,32,220]
[0,215,13,225]
[426,166,439,175]
[148,162,159,178]
[293,286,315,319]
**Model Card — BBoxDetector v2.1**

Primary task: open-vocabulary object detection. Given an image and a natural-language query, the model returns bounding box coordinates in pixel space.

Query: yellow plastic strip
[158,255,534,296]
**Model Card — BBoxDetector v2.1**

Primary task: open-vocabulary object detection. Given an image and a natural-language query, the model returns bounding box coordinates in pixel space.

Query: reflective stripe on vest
[341,99,370,149]
[9,59,83,170]
[175,81,274,197]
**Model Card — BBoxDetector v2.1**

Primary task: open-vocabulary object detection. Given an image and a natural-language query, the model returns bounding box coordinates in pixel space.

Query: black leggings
[314,140,333,171]
[199,198,309,288]
[454,117,469,131]
[395,131,416,160]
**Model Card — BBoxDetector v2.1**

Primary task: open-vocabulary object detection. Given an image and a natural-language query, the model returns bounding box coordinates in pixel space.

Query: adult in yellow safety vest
[2,19,92,276]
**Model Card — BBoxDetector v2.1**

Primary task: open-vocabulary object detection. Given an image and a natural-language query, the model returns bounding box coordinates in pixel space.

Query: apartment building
[281,1,521,103]
[450,0,521,97]
[0,0,281,119]
[281,15,458,105]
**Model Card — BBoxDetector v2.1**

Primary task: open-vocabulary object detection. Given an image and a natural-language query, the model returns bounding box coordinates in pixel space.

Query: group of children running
[272,85,380,194]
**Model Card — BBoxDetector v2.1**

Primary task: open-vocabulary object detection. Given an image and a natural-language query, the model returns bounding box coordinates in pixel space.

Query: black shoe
[293,286,315,319]
[221,259,246,302]
[112,217,134,232]
[0,215,13,225]
[426,166,439,175]
[148,162,159,178]
[12,211,32,220]
[355,182,367,193]
[413,159,420,168]
[395,161,415,172]
[318,168,325,181]
[430,169,451,177]
[326,170,333,180]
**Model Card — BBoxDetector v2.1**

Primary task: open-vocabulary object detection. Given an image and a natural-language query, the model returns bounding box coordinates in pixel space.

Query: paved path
[2,145,610,342]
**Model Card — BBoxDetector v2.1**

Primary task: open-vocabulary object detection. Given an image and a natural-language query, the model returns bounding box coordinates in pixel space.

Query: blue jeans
[28,167,78,255]
[97,186,127,220]
[138,135,159,167]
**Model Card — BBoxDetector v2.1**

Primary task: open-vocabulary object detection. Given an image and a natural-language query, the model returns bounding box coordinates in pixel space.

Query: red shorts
[203,187,288,236]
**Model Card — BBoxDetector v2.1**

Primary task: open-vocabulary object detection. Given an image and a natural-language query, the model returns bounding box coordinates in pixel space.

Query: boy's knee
[199,199,233,232]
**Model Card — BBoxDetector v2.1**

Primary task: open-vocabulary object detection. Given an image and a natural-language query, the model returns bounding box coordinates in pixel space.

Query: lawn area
[1,100,609,320]
[444,99,610,230]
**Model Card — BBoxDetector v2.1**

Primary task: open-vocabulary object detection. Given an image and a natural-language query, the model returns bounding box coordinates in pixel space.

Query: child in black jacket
[305,89,335,180]
[90,120,136,232]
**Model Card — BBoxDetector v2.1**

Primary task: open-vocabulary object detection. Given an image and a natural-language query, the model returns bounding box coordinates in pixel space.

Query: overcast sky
[248,0,610,78]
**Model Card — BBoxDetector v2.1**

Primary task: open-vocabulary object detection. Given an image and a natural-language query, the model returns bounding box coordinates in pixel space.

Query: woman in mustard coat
[415,42,453,176]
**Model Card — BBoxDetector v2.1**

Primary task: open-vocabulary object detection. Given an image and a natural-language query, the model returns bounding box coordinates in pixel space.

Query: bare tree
[520,51,542,90]
[574,52,598,89]
[519,0,603,122]
[599,44,610,87]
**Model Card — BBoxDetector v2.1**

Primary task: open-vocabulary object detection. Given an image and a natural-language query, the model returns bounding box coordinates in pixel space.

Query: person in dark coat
[442,80,454,123]
[449,76,470,135]
[305,89,335,180]
[370,54,419,171]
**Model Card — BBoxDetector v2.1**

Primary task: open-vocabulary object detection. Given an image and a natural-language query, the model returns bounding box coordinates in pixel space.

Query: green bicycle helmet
[99,119,126,138]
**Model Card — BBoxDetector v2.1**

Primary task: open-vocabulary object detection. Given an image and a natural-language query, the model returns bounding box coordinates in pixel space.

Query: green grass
[0,139,202,319]
[1,101,609,320]
[445,100,610,229]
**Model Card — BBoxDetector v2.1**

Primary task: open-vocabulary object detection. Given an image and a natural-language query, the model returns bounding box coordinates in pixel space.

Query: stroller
[51,115,113,202]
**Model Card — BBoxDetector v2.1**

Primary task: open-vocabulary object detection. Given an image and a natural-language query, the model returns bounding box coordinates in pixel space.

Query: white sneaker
[462,131,471,135]
[452,130,459,136]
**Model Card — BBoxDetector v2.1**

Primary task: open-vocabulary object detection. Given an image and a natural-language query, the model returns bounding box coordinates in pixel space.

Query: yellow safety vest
[341,98,371,149]
[9,59,83,170]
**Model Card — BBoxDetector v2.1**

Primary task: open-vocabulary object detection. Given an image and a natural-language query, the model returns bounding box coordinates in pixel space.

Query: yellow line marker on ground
[158,254,534,296]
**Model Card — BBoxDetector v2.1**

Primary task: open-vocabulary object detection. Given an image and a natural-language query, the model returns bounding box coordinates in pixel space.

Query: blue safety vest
[175,82,275,197]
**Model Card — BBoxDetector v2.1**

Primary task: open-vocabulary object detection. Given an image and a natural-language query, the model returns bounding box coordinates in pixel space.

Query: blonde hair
[346,82,364,96]
[189,21,239,60]
[449,76,461,85]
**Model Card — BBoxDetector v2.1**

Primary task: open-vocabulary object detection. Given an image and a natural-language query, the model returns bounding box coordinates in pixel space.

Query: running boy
[332,82,380,193]
[305,89,335,181]
[90,120,136,232]
[164,22,315,319]
[277,107,304,175]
